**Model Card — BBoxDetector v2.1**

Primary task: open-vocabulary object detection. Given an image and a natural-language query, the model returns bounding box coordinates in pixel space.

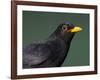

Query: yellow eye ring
[62,25,67,30]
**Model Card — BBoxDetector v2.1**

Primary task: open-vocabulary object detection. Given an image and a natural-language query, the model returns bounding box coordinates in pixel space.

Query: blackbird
[23,22,82,68]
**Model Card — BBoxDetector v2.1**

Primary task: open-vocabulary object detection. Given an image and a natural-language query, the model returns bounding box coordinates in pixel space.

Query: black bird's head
[54,22,82,43]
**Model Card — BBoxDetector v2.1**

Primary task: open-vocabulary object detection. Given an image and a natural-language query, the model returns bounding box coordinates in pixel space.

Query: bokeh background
[23,11,89,67]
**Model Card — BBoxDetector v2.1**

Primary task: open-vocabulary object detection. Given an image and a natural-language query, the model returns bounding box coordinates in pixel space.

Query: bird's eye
[62,25,67,30]
[63,27,66,30]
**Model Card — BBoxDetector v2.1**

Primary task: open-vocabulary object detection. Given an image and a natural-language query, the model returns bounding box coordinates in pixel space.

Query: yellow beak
[68,26,82,33]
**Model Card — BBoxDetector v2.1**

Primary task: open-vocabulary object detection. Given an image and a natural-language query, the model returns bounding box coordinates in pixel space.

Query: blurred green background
[23,11,90,67]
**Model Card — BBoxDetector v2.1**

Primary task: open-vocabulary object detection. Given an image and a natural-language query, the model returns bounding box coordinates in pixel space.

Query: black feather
[23,22,75,68]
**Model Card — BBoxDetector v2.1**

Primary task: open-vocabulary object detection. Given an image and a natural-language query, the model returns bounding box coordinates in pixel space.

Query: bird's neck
[50,33,74,45]
[61,34,75,45]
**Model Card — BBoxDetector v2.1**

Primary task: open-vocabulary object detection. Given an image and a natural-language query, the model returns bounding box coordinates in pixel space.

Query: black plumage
[23,22,82,68]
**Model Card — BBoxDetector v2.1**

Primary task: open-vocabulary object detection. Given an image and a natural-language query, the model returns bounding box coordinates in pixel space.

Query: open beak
[69,26,82,33]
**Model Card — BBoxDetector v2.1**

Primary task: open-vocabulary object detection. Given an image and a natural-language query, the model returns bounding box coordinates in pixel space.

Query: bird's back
[23,37,71,68]
[23,43,51,68]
